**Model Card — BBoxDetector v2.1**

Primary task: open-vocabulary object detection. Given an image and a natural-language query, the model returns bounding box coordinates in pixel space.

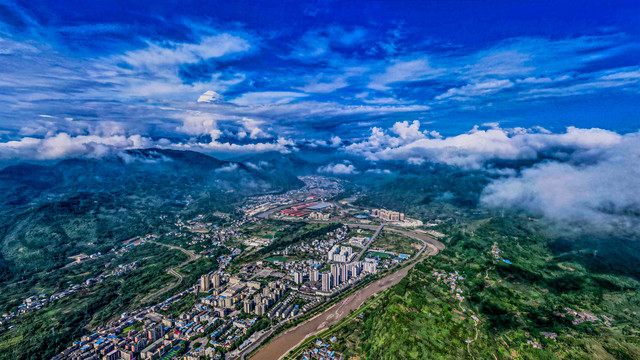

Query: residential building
[311,269,320,282]
[212,274,221,289]
[372,209,405,222]
[322,273,332,292]
[200,274,210,292]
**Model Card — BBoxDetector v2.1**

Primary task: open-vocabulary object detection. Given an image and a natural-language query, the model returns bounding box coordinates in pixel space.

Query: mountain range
[0,149,303,282]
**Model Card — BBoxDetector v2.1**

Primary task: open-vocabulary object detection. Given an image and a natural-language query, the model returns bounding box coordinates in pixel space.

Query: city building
[306,202,332,210]
[327,245,355,263]
[200,274,210,292]
[363,258,378,273]
[348,262,361,277]
[243,301,254,313]
[212,274,221,289]
[322,273,332,292]
[372,208,405,222]
[340,264,349,283]
[349,236,369,247]
[255,303,267,316]
[331,264,341,286]
[308,212,331,221]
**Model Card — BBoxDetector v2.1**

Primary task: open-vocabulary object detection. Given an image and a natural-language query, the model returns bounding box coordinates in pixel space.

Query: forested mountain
[0,149,303,282]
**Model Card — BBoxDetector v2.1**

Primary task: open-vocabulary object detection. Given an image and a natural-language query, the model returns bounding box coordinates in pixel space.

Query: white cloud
[464,48,534,79]
[230,91,309,106]
[295,77,348,93]
[174,137,295,154]
[391,120,427,141]
[435,79,514,101]
[288,26,368,60]
[175,111,270,141]
[110,72,246,100]
[177,111,222,140]
[461,35,628,81]
[0,132,154,160]
[362,97,411,105]
[215,163,239,173]
[481,131,640,234]
[238,117,269,139]
[318,162,358,175]
[519,66,640,99]
[369,58,441,91]
[347,122,624,169]
[361,34,637,102]
[365,168,391,174]
[120,33,250,69]
[197,90,224,103]
[0,37,40,55]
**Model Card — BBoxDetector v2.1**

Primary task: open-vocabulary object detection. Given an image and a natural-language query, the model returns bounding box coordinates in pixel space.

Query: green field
[230,221,342,270]
[122,321,143,334]
[160,341,185,359]
[265,256,288,263]
[371,231,422,256]
[367,251,393,259]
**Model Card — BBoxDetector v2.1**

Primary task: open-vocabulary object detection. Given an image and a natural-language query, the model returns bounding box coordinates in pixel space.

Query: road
[140,241,201,303]
[349,223,384,260]
[246,229,443,360]
[346,223,445,253]
[147,240,201,261]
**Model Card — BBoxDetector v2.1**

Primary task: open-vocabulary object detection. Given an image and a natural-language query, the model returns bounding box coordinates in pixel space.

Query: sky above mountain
[1,0,639,235]
[0,0,639,161]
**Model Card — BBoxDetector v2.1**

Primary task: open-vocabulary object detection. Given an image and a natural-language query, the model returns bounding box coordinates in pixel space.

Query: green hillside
[331,217,640,359]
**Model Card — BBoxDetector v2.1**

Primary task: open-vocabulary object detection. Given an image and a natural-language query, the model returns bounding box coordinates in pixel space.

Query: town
[41,176,436,360]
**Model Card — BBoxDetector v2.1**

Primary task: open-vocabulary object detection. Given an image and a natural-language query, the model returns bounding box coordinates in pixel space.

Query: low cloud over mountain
[481,132,640,236]
[345,120,640,234]
[346,121,624,169]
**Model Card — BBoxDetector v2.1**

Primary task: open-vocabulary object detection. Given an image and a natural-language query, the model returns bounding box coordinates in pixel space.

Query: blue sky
[0,0,639,160]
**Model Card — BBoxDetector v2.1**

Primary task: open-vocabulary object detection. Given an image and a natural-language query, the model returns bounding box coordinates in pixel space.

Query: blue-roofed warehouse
[306,202,331,210]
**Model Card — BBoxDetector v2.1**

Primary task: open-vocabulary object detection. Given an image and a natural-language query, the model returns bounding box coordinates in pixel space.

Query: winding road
[140,241,201,303]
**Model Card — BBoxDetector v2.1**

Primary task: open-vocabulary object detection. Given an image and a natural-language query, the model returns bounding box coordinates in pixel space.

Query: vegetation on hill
[352,164,490,221]
[0,149,303,360]
[335,217,640,359]
[260,222,342,254]
[0,244,227,360]
[0,149,302,285]
[371,231,423,257]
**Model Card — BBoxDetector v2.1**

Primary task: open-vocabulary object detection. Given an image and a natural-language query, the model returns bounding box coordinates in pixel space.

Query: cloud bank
[481,132,640,235]
[0,132,154,160]
[347,121,623,169]
[347,120,640,234]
